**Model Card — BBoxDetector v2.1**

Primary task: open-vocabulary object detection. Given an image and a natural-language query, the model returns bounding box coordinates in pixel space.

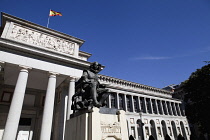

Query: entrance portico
[0,13,92,140]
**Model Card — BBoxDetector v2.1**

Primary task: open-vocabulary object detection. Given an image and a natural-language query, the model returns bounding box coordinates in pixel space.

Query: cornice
[1,12,85,47]
[79,51,92,58]
[0,38,91,69]
[98,74,172,95]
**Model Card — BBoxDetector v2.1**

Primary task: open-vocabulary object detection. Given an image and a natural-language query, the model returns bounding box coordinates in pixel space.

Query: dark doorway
[165,134,171,140]
[129,135,135,140]
[150,120,157,140]
[137,119,144,140]
[161,120,167,137]
[149,135,155,140]
[177,134,185,140]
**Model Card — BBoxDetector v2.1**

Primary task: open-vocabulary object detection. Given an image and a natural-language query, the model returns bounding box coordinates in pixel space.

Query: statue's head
[90,62,102,73]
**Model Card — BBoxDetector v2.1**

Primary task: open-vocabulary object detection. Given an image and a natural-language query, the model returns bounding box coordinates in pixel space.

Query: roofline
[98,74,173,95]
[1,12,85,47]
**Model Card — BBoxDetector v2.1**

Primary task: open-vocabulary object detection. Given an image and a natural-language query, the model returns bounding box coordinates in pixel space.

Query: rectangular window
[167,102,172,115]
[171,102,177,116]
[133,96,139,112]
[157,100,163,114]
[157,127,162,137]
[175,103,181,116]
[1,91,13,103]
[127,96,131,112]
[140,97,146,113]
[151,99,157,114]
[186,127,190,135]
[131,127,136,138]
[119,94,124,110]
[168,127,172,136]
[162,101,168,115]
[146,98,152,114]
[110,93,116,108]
[179,104,185,116]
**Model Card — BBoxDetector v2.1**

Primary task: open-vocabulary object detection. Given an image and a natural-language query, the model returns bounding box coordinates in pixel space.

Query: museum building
[0,13,190,140]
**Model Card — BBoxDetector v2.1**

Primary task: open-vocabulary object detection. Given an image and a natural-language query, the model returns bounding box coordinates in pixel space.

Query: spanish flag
[49,10,62,16]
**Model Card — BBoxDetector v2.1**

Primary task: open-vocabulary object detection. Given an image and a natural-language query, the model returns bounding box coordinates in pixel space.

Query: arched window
[161,120,167,138]
[137,119,144,140]
[171,121,178,140]
[150,120,157,139]
[180,121,187,140]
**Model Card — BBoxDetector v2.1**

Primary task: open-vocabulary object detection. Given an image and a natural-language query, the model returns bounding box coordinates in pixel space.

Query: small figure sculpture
[72,62,110,112]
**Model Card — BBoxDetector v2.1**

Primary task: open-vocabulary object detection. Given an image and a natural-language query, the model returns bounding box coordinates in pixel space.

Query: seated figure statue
[72,62,110,112]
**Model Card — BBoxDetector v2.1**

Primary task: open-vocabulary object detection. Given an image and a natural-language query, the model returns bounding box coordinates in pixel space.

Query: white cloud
[133,56,171,60]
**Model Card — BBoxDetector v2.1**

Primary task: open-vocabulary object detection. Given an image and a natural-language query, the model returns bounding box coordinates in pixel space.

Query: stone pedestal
[64,108,129,140]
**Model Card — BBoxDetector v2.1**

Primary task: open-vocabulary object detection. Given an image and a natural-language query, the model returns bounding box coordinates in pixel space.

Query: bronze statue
[72,62,110,112]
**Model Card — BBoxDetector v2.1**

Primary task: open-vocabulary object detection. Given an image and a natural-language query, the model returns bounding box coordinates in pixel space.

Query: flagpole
[47,9,51,28]
[47,16,50,28]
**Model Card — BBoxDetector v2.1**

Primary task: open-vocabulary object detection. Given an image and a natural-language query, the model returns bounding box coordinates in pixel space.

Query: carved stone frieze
[9,24,75,55]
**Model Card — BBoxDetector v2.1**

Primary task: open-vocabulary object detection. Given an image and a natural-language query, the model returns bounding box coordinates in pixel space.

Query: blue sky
[1,0,210,88]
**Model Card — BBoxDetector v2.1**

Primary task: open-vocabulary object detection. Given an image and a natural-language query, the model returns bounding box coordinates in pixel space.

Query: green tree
[183,64,210,137]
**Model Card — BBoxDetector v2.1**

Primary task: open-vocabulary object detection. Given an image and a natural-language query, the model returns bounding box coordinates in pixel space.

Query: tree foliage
[183,64,210,135]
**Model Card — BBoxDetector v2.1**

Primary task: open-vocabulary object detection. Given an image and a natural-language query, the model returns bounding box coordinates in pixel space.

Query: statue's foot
[93,101,102,108]
[94,103,102,108]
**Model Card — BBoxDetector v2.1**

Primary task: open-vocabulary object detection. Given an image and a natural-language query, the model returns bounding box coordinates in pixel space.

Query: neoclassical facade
[0,13,190,140]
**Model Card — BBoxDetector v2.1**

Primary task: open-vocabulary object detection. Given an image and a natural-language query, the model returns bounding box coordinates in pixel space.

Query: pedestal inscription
[64,108,129,140]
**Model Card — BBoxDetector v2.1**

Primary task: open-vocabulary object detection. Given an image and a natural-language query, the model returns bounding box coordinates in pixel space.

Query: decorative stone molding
[8,24,75,55]
[98,74,172,95]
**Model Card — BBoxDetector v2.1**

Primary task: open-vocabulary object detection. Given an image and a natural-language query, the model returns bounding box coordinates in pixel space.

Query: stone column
[172,102,178,116]
[164,101,169,115]
[40,72,57,140]
[150,98,153,114]
[116,93,119,109]
[138,97,141,112]
[155,99,159,114]
[0,61,5,86]
[177,103,182,116]
[144,97,148,113]
[168,102,173,115]
[108,94,111,108]
[2,66,30,140]
[160,100,164,115]
[131,96,135,112]
[67,77,75,120]
[124,94,127,111]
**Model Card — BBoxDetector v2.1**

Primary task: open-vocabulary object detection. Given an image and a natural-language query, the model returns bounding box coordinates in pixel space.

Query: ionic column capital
[19,65,32,72]
[68,76,77,82]
[0,61,5,65]
[48,71,59,77]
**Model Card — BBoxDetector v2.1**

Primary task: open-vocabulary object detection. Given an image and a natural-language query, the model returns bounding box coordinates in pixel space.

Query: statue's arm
[82,70,91,83]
